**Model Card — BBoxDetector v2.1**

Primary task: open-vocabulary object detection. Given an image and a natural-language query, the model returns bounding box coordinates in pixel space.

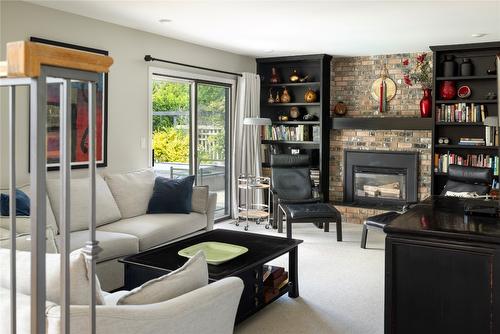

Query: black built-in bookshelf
[430,42,500,195]
[256,55,332,201]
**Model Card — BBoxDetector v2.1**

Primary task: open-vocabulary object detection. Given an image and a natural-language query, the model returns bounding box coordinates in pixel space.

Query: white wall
[0,1,255,186]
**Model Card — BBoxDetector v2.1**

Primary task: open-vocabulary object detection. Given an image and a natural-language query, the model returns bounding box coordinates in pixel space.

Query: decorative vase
[270,67,280,84]
[304,88,318,103]
[460,58,474,76]
[289,106,300,119]
[275,91,280,103]
[439,80,456,100]
[333,101,347,116]
[281,87,291,103]
[442,55,456,77]
[420,88,432,118]
[267,89,275,104]
[289,69,299,83]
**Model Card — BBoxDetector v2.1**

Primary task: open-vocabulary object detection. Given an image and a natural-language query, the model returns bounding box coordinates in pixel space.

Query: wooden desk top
[384,196,500,244]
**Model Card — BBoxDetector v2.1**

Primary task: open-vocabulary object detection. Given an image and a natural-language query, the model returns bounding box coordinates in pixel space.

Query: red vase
[420,88,432,118]
[439,80,456,100]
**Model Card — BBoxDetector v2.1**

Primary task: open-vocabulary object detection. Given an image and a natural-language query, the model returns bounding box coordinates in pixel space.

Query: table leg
[288,247,299,298]
[336,221,342,242]
[278,206,284,233]
[286,217,292,239]
[324,221,330,232]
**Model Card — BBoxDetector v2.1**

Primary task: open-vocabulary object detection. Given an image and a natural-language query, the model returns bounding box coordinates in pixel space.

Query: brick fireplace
[329,53,432,224]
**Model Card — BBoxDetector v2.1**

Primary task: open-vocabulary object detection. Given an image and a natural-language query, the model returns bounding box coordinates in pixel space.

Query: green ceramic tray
[178,241,248,265]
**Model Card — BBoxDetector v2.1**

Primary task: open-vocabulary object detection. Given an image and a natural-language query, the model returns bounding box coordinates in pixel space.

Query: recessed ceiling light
[471,33,487,38]
[264,49,274,53]
[159,18,172,23]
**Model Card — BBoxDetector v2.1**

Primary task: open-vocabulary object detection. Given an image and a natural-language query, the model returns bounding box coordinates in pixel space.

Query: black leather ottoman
[279,203,342,241]
[360,211,401,249]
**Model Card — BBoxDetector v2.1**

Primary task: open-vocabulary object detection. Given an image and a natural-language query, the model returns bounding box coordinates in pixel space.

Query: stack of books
[436,103,486,123]
[434,152,499,175]
[458,138,485,146]
[262,265,288,304]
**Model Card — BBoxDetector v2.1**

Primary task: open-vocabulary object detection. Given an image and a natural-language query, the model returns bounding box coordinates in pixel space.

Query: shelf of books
[436,103,488,123]
[262,124,320,142]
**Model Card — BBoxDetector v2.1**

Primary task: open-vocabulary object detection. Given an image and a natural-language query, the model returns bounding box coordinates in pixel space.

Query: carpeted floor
[215,220,385,334]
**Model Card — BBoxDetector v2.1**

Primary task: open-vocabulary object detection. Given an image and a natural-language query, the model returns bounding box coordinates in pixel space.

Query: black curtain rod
[144,55,242,77]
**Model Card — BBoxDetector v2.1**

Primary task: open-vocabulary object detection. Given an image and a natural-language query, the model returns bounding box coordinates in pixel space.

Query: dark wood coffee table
[120,229,303,323]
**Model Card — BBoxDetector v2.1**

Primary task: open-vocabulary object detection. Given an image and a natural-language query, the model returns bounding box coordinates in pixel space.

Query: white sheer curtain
[231,72,261,218]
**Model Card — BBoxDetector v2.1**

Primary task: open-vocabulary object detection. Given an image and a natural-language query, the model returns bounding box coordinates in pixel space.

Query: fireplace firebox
[344,150,418,207]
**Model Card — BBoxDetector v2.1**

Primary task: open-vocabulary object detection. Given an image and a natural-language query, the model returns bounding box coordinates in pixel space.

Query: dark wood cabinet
[385,236,500,334]
[256,55,331,201]
[384,197,500,334]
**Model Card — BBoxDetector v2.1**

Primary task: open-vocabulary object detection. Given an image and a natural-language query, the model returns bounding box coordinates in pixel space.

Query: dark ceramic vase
[420,88,432,118]
[439,81,456,100]
[460,58,474,76]
[442,55,456,77]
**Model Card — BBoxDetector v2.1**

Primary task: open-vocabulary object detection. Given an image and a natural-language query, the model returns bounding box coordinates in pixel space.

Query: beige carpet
[215,221,385,334]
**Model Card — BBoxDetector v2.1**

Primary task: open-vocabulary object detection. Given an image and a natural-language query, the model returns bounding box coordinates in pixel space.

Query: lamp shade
[243,117,272,126]
[484,116,499,127]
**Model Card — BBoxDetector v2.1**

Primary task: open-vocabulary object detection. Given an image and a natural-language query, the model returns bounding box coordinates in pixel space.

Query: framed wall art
[30,37,109,170]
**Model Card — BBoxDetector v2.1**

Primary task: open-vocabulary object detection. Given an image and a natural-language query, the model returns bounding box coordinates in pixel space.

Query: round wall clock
[371,77,397,102]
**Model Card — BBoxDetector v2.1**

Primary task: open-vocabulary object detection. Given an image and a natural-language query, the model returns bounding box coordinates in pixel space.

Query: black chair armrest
[279,198,321,205]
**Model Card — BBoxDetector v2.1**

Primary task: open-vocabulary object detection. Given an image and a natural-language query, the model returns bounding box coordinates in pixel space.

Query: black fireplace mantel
[332,117,433,130]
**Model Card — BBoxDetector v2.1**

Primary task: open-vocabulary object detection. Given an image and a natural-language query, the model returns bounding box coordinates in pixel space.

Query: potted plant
[402,53,433,118]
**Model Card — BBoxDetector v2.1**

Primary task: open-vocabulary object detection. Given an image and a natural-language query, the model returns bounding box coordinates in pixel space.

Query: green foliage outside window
[152,127,189,163]
[152,80,227,164]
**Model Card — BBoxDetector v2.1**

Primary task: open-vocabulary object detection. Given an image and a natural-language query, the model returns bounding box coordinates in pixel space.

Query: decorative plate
[457,85,471,99]
[371,77,397,102]
[178,242,248,265]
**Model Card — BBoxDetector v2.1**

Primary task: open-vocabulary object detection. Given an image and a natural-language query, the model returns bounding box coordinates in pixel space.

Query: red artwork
[46,79,106,168]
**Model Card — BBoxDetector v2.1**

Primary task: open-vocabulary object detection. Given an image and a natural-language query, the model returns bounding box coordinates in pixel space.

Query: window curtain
[231,73,261,218]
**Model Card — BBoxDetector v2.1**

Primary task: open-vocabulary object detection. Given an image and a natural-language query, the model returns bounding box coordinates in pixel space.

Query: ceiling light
[159,18,172,23]
[264,49,274,53]
[471,33,487,38]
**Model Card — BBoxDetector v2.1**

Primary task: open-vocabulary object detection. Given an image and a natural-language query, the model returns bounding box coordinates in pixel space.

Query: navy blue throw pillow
[147,175,195,214]
[0,189,30,216]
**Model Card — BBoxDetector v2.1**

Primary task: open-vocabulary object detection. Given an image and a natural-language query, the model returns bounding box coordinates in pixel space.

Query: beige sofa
[0,169,217,291]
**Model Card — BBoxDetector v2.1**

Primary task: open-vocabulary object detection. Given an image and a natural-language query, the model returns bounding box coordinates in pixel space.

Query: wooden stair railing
[0,40,113,77]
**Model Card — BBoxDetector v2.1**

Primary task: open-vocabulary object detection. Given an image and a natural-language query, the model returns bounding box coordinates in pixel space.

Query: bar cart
[237,175,271,231]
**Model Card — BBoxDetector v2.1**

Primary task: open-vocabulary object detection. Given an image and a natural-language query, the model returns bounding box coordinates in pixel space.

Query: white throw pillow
[104,169,156,219]
[117,250,208,305]
[46,175,122,232]
[0,248,105,305]
[191,186,209,214]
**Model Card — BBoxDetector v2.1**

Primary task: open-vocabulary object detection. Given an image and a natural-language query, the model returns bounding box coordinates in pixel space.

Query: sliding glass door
[152,77,192,177]
[196,83,230,218]
[151,74,231,219]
